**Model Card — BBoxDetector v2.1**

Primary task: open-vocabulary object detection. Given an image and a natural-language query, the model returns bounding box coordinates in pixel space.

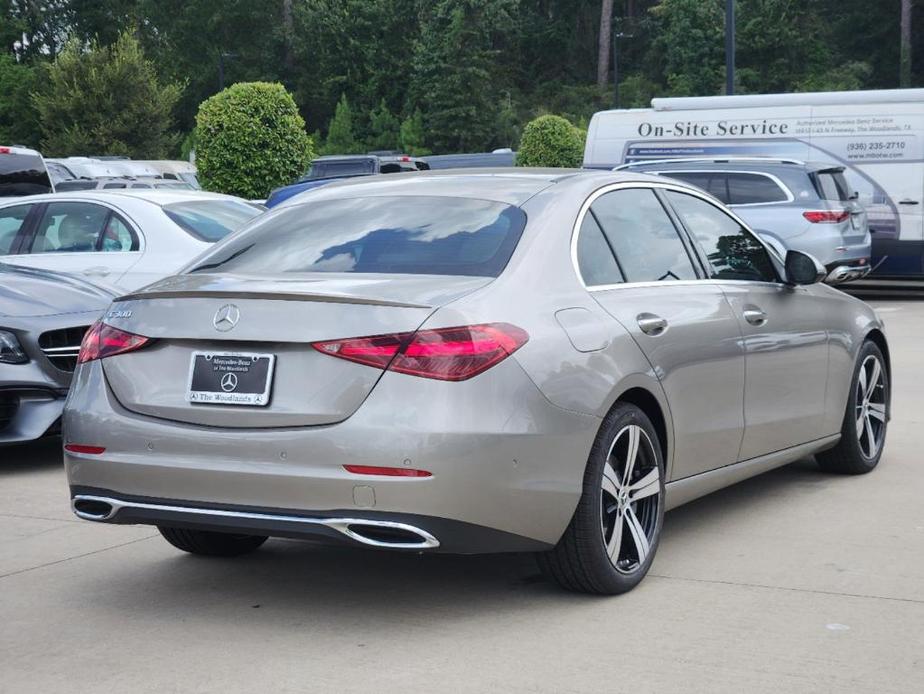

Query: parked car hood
[0,262,117,317]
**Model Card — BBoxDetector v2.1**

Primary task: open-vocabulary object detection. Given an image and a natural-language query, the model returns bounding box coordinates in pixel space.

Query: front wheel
[817,339,889,475]
[537,403,665,594]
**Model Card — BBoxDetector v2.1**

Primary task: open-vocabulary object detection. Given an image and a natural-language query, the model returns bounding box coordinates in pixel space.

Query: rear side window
[0,204,32,255]
[0,152,52,197]
[576,214,623,286]
[725,173,788,205]
[191,195,527,278]
[31,202,110,253]
[164,200,262,242]
[54,180,98,191]
[591,188,697,283]
[662,172,729,203]
[307,159,376,179]
[813,171,851,201]
[666,191,777,282]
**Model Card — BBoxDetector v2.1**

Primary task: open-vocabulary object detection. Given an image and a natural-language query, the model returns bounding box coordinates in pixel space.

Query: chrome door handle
[743,308,767,326]
[637,313,668,336]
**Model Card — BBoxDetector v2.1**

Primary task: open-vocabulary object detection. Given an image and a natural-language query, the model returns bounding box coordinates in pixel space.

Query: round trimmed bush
[516,114,584,168]
[195,82,313,199]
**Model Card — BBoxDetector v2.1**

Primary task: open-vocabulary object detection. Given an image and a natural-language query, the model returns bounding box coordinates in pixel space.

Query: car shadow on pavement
[67,457,837,624]
[0,437,62,475]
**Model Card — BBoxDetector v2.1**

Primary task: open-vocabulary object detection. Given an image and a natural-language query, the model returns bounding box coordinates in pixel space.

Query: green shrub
[516,114,584,168]
[195,82,313,198]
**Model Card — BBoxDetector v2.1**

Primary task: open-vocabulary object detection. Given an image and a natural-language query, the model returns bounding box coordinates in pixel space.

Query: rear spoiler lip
[112,290,431,310]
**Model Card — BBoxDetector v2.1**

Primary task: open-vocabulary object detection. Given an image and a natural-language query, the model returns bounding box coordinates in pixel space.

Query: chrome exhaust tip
[72,496,118,520]
[325,519,440,550]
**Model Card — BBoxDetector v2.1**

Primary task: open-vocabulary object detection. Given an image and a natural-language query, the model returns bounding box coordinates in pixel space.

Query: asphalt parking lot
[2,297,923,693]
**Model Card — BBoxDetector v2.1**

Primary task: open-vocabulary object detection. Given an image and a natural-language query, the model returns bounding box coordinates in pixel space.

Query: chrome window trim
[570,180,783,291]
[648,169,795,206]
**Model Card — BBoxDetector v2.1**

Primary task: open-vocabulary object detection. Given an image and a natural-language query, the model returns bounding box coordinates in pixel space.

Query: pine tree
[321,94,363,155]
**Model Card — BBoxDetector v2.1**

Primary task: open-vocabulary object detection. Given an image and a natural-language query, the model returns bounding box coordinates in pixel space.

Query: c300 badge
[106,309,133,320]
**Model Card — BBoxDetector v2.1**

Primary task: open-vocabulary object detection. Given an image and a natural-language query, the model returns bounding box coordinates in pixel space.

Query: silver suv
[616,158,871,281]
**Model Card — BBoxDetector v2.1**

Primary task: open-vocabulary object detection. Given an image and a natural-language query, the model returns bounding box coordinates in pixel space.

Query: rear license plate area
[186,351,275,406]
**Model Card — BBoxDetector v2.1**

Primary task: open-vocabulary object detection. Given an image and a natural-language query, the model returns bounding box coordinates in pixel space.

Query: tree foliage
[321,94,363,155]
[32,31,181,157]
[195,82,313,198]
[516,115,585,168]
[0,55,40,146]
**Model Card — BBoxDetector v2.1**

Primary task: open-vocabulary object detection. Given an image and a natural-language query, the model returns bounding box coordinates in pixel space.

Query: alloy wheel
[856,354,887,459]
[600,424,662,574]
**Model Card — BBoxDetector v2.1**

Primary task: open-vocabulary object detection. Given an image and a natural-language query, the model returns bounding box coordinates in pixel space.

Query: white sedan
[0,191,263,291]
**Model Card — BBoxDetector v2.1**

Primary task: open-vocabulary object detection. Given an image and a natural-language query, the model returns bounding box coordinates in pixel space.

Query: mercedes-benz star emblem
[213,304,240,332]
[220,372,238,392]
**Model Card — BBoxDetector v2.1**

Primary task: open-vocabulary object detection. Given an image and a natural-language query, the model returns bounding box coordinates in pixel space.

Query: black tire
[537,403,665,595]
[158,527,268,557]
[817,339,889,475]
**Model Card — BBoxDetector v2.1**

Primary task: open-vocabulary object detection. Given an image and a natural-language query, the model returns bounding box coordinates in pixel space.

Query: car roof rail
[614,156,806,170]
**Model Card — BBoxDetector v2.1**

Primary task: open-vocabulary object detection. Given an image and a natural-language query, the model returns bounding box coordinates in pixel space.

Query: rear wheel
[817,340,889,475]
[158,527,268,556]
[537,403,665,594]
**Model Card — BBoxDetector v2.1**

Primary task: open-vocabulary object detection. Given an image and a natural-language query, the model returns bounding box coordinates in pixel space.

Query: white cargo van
[584,89,924,278]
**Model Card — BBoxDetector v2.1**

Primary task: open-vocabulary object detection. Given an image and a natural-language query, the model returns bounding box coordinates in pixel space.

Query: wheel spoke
[628,467,660,501]
[864,415,877,456]
[621,425,640,487]
[606,512,624,561]
[624,506,650,566]
[855,412,865,437]
[868,402,886,422]
[602,459,622,498]
[866,359,881,400]
[858,367,868,402]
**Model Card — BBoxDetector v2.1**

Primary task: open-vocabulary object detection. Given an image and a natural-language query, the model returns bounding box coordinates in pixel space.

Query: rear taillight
[312,323,528,381]
[77,321,151,364]
[803,210,850,224]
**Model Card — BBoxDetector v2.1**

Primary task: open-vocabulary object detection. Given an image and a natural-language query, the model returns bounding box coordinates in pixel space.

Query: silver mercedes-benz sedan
[63,170,890,594]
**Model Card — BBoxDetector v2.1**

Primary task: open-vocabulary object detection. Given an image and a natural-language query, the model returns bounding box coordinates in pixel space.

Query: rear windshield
[306,159,376,179]
[812,170,851,201]
[190,195,527,277]
[0,153,53,197]
[164,200,263,242]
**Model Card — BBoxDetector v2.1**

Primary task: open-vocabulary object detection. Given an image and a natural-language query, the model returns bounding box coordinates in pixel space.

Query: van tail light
[77,321,151,364]
[312,323,529,381]
[803,210,850,224]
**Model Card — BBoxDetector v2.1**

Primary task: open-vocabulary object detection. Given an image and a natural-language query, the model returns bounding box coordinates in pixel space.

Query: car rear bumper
[63,358,601,552]
[69,487,550,553]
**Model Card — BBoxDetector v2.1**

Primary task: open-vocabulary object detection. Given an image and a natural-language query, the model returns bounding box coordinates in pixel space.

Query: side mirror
[784,250,825,285]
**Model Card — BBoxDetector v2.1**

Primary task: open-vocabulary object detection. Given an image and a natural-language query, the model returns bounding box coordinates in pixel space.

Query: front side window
[666,191,777,283]
[591,188,697,283]
[725,173,788,205]
[0,204,32,255]
[190,196,527,278]
[30,202,110,254]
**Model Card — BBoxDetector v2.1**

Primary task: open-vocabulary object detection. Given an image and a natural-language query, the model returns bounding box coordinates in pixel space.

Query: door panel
[720,284,829,458]
[593,284,746,479]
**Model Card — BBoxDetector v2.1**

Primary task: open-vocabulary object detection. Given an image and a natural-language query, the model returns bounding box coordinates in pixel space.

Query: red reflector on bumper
[64,444,106,455]
[343,465,432,478]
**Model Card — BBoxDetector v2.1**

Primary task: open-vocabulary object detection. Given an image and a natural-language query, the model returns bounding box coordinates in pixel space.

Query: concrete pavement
[1,298,922,693]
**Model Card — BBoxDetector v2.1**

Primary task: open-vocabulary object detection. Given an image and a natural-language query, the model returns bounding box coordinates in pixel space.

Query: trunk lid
[100,273,490,427]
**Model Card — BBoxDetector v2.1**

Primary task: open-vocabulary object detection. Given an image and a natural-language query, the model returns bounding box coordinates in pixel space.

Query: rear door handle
[899,199,920,205]
[743,308,767,326]
[637,313,668,336]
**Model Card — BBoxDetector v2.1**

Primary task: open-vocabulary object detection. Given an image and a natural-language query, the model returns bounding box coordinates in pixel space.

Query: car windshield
[190,195,527,277]
[163,199,264,242]
[0,152,53,197]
